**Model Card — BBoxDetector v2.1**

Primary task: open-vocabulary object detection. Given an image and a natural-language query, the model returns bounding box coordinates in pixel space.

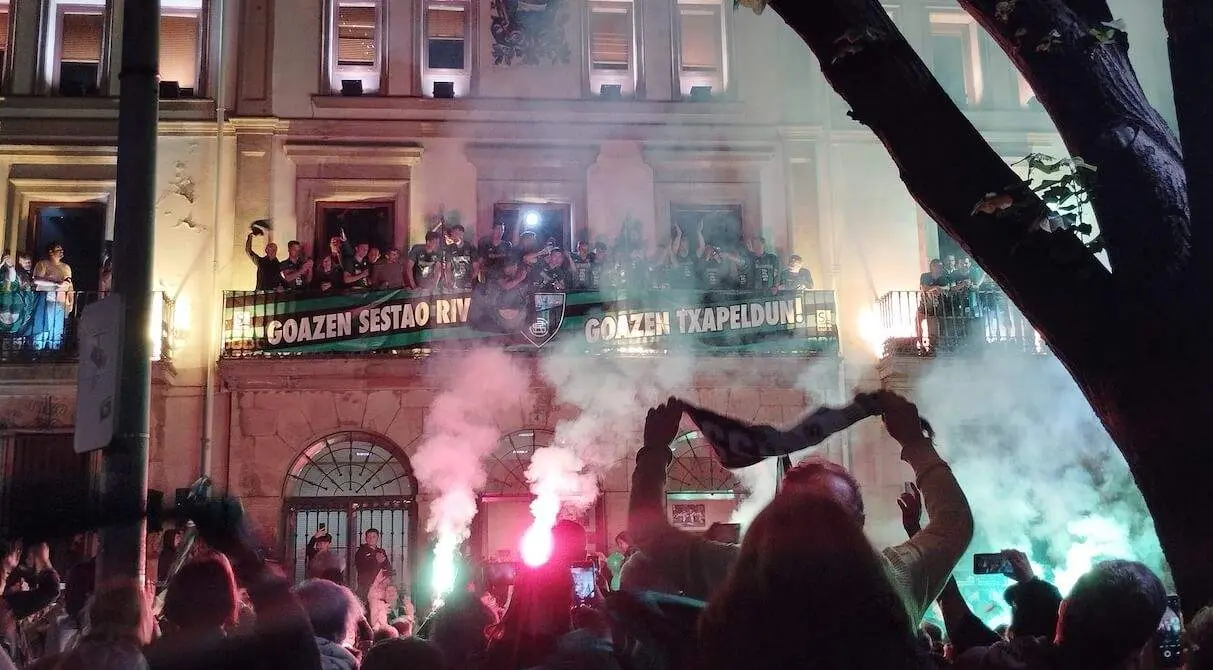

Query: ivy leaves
[733,0,768,14]
[1019,153,1103,252]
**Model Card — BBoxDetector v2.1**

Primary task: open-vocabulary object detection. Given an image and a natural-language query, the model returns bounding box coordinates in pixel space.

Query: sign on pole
[75,294,124,454]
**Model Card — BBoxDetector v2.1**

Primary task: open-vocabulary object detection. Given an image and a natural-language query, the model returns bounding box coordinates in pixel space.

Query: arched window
[667,431,741,493]
[282,432,416,590]
[482,429,554,497]
[285,431,416,498]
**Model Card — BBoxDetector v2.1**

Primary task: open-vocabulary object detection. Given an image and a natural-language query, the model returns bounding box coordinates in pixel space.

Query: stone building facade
[0,0,1175,590]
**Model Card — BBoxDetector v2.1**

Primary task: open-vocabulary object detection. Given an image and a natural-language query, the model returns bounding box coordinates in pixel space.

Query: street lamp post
[98,0,160,581]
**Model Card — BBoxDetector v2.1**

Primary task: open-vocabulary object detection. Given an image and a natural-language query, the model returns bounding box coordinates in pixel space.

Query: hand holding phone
[1156,594,1183,667]
[570,561,597,606]
[972,553,1014,576]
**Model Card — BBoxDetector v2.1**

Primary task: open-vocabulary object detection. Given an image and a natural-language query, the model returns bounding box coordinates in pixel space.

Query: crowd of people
[244,219,816,298]
[0,390,1200,670]
[915,254,1027,349]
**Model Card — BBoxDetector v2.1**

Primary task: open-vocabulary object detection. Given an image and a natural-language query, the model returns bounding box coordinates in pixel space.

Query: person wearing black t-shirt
[569,240,594,290]
[408,231,444,292]
[244,231,283,291]
[668,225,700,290]
[589,244,616,291]
[312,254,343,293]
[916,258,948,344]
[781,255,814,291]
[531,248,571,291]
[344,242,372,290]
[280,240,313,291]
[478,222,513,279]
[749,239,782,294]
[699,245,729,290]
[443,224,476,291]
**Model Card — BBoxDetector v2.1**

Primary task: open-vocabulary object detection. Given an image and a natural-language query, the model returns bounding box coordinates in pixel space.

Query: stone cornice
[642,143,778,183]
[464,143,601,181]
[282,141,424,167]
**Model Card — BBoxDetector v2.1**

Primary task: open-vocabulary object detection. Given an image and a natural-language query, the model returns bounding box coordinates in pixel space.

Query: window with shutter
[928,13,982,107]
[0,6,9,76]
[337,4,377,67]
[426,5,466,71]
[589,5,630,72]
[679,7,721,73]
[160,14,200,90]
[60,12,103,64]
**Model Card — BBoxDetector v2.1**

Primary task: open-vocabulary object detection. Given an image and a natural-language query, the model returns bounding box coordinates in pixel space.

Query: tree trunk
[1162,0,1213,272]
[767,0,1213,614]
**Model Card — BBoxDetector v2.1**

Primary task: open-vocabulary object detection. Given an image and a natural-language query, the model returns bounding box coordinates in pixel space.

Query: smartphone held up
[972,553,1015,576]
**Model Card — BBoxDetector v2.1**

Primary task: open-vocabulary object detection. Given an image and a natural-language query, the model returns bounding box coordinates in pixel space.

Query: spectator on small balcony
[32,243,73,350]
[312,255,343,294]
[781,255,814,291]
[367,246,382,266]
[344,243,373,290]
[280,241,313,292]
[244,231,282,292]
[99,247,113,294]
[444,224,476,292]
[1,252,34,291]
[408,232,444,294]
[916,258,947,345]
[373,248,406,290]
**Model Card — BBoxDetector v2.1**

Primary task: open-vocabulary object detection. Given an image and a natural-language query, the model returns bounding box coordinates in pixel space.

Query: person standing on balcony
[478,221,512,281]
[781,255,814,291]
[32,243,73,350]
[407,232,444,294]
[1,252,33,291]
[443,224,476,292]
[916,258,947,348]
[280,241,313,291]
[748,236,782,295]
[344,243,372,290]
[244,230,282,292]
[312,255,342,294]
[372,248,406,290]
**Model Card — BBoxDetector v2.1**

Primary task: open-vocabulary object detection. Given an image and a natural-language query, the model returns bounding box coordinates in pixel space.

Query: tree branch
[957,0,1190,295]
[766,0,1114,371]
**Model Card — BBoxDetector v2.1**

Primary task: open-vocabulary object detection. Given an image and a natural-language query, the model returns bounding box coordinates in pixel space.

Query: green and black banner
[221,288,839,356]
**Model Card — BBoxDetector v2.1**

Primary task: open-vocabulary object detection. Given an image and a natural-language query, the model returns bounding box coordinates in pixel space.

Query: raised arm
[244,232,259,264]
[628,399,737,601]
[878,391,974,621]
[901,484,997,651]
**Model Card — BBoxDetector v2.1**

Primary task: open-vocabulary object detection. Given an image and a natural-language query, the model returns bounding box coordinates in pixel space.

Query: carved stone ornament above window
[491,0,572,67]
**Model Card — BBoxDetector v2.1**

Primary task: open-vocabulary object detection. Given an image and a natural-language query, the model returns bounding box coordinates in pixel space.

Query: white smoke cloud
[911,349,1166,602]
[412,348,533,595]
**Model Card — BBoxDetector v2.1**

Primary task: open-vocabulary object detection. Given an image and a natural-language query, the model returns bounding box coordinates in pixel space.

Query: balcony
[871,289,1043,357]
[220,288,840,358]
[0,291,177,365]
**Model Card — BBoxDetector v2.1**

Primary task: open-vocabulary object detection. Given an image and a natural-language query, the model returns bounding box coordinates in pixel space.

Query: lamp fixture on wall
[341,79,364,96]
[433,81,456,98]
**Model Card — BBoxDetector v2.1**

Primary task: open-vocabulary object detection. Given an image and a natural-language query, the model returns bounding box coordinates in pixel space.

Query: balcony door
[29,202,107,293]
[316,201,395,257]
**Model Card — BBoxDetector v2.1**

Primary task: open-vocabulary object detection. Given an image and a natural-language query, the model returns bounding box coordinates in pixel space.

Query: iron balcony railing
[0,290,176,364]
[220,287,841,358]
[874,288,1042,357]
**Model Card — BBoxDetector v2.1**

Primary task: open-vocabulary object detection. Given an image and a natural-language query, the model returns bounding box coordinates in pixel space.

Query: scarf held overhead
[682,393,885,470]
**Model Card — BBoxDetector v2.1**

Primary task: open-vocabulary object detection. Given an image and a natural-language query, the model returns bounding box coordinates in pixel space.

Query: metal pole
[98,0,160,582]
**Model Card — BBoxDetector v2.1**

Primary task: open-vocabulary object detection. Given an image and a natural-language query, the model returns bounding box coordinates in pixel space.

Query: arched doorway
[666,431,744,532]
[472,429,606,563]
[282,431,418,596]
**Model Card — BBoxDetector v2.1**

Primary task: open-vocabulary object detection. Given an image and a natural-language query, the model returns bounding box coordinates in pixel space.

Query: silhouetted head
[1057,560,1166,668]
[781,456,865,526]
[164,554,239,633]
[1004,578,1062,639]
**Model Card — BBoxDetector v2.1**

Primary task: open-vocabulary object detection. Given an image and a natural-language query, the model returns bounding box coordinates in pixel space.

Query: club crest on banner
[523,293,566,347]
